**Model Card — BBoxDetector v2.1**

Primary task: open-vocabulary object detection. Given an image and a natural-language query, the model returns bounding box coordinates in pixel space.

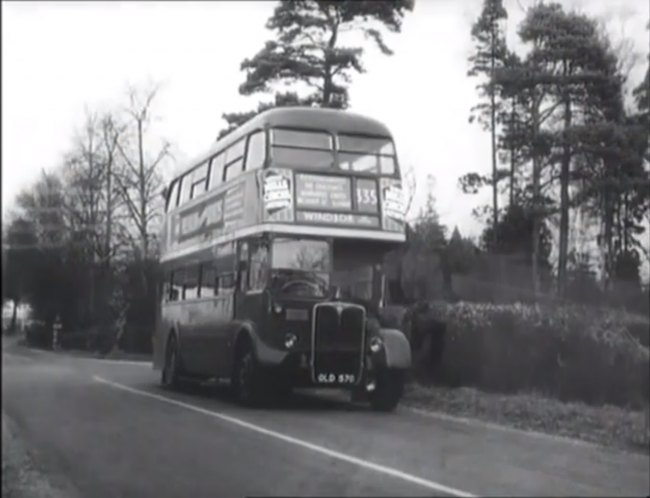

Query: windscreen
[270,238,331,298]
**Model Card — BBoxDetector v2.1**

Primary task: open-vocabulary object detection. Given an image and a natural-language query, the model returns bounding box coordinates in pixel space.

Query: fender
[232,321,288,367]
[377,328,412,369]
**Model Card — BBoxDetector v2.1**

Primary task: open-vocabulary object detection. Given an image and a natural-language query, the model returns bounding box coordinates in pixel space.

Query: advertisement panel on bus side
[167,178,253,251]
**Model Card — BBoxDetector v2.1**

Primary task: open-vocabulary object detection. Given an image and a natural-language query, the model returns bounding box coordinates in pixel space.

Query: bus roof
[172,107,393,180]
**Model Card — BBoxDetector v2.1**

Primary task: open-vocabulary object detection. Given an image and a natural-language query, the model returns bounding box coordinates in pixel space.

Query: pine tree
[219,0,414,138]
[467,0,508,233]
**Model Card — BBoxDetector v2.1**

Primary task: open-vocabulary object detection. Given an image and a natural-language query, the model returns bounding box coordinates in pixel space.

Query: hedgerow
[415,301,649,409]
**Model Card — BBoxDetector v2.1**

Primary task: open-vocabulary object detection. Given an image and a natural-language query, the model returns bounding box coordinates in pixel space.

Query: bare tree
[99,113,126,268]
[401,162,417,220]
[114,83,171,261]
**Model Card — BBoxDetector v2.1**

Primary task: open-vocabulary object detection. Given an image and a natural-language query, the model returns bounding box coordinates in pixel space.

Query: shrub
[416,301,649,409]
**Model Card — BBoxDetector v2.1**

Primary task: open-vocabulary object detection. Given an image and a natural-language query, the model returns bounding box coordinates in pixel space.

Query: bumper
[258,348,391,389]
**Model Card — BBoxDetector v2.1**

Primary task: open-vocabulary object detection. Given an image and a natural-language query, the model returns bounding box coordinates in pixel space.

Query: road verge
[2,413,77,498]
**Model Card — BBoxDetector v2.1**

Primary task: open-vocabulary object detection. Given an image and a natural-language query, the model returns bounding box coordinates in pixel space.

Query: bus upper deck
[160,107,407,263]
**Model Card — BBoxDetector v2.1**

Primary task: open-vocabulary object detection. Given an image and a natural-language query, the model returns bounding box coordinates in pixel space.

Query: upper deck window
[270,128,335,169]
[337,134,397,175]
[166,180,180,212]
[245,130,266,171]
[190,162,209,200]
[223,138,246,182]
[209,153,225,190]
[272,129,333,150]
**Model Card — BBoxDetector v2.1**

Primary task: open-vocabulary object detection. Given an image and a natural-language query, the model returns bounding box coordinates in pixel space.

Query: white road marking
[18,347,151,367]
[93,375,476,497]
[91,359,151,367]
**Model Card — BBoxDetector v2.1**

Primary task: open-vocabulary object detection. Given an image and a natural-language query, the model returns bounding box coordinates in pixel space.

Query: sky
[2,0,649,240]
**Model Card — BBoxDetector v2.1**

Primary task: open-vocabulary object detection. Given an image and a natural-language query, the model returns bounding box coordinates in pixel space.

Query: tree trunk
[322,9,339,108]
[531,95,541,298]
[105,142,113,268]
[137,119,148,259]
[9,299,18,333]
[557,93,572,296]
[490,35,499,238]
[602,171,614,291]
[509,97,516,207]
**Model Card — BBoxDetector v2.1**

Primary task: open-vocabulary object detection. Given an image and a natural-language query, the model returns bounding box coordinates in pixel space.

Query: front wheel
[368,370,405,412]
[232,345,265,407]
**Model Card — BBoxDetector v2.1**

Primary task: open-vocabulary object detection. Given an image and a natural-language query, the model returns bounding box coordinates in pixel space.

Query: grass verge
[403,382,650,455]
[1,414,74,498]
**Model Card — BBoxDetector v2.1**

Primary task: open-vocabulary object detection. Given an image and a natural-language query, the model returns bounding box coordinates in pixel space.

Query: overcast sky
[2,0,648,239]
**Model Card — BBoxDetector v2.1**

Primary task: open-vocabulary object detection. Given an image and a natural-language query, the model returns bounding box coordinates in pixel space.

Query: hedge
[415,301,649,409]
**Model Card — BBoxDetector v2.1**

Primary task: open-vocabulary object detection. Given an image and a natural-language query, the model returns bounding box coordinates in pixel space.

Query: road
[2,341,649,498]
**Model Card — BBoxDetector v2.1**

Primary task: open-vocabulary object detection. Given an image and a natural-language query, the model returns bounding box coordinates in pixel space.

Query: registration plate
[317,373,356,385]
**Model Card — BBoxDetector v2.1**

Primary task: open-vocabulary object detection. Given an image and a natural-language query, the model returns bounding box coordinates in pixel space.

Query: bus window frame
[270,127,335,151]
[223,136,247,183]
[189,161,209,201]
[269,126,336,169]
[165,179,181,212]
[208,152,225,191]
[182,264,201,300]
[245,129,267,172]
[170,269,184,302]
[246,238,270,295]
[335,132,399,177]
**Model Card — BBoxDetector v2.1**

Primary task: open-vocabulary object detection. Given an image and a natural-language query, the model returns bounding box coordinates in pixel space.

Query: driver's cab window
[247,240,269,292]
[332,266,374,301]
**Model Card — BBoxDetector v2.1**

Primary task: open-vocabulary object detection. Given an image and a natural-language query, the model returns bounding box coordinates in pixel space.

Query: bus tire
[369,370,404,412]
[232,342,264,407]
[162,335,183,390]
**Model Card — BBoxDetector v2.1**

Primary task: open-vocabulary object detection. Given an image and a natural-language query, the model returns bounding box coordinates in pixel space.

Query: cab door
[234,238,270,348]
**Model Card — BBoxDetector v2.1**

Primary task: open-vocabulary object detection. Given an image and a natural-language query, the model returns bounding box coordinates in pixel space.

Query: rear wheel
[369,370,405,412]
[232,343,265,407]
[162,335,183,390]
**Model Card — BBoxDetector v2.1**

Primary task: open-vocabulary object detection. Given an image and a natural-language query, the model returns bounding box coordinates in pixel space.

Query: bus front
[251,112,410,411]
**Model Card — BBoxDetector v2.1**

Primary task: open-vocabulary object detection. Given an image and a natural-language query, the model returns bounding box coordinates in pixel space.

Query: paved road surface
[2,342,649,497]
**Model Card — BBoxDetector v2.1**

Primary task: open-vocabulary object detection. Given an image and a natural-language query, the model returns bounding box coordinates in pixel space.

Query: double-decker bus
[153,107,411,411]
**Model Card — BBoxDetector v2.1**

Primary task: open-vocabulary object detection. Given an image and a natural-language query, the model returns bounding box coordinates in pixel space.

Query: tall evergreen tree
[219,0,414,138]
[467,0,508,234]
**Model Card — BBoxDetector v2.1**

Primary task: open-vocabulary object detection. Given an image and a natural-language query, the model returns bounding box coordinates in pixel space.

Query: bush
[416,301,649,409]
[25,322,52,349]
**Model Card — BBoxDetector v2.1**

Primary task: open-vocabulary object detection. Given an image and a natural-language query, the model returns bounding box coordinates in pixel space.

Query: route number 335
[356,187,377,206]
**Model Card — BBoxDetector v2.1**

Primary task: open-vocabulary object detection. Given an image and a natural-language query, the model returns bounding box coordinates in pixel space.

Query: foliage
[219,0,414,137]
[467,0,508,231]
[445,227,479,275]
[480,203,552,270]
[5,83,169,354]
[417,301,649,409]
[461,1,650,298]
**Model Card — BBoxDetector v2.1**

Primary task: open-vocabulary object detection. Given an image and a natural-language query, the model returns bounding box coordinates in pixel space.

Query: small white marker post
[52,316,62,351]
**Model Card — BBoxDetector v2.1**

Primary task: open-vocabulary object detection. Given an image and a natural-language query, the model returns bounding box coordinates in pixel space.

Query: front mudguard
[372,328,412,370]
[233,324,288,368]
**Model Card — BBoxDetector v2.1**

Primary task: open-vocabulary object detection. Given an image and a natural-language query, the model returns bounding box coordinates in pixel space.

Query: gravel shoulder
[1,413,77,498]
